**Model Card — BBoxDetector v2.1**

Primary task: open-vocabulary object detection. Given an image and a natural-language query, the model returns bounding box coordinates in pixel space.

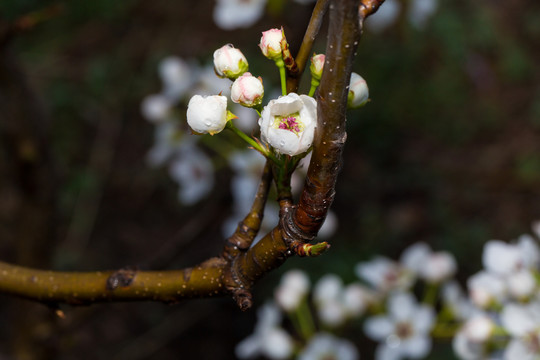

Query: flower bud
[348,72,369,108]
[213,44,249,80]
[231,72,264,107]
[309,54,325,81]
[259,28,284,60]
[186,95,228,135]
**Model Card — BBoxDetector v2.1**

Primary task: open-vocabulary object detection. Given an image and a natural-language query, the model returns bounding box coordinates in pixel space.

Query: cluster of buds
[185,27,370,159]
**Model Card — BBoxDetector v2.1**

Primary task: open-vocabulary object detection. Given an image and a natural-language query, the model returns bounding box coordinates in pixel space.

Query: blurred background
[0,0,539,358]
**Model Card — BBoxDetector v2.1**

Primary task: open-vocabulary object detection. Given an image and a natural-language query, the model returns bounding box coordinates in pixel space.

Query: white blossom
[259,93,317,156]
[467,270,506,308]
[186,95,228,135]
[442,281,475,321]
[236,302,293,360]
[168,141,214,205]
[501,302,540,360]
[274,270,310,311]
[356,256,414,292]
[298,333,359,360]
[348,72,369,108]
[158,56,193,100]
[364,291,435,360]
[141,94,172,123]
[213,0,267,30]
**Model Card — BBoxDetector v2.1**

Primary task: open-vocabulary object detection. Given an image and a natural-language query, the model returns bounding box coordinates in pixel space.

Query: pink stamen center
[278,116,301,133]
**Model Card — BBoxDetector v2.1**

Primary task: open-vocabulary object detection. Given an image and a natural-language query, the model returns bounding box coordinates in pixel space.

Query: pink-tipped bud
[259,28,284,60]
[309,54,325,81]
[348,72,369,108]
[231,72,264,108]
[213,44,249,80]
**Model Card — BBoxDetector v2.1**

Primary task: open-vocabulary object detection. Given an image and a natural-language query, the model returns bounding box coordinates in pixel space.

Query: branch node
[232,288,253,311]
[106,267,137,291]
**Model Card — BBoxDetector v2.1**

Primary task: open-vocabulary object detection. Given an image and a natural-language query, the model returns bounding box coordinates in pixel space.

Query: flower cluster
[236,222,540,359]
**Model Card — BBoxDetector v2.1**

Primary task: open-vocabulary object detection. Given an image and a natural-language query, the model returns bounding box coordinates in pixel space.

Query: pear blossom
[141,94,172,123]
[236,302,293,360]
[310,54,325,81]
[186,95,228,135]
[213,44,249,80]
[453,330,488,360]
[274,269,310,311]
[507,270,536,299]
[213,0,267,30]
[158,56,193,100]
[231,72,264,107]
[258,93,317,156]
[259,28,284,60]
[452,314,496,360]
[168,141,214,205]
[441,281,475,321]
[355,256,414,292]
[298,333,359,360]
[501,302,540,360]
[482,240,523,275]
[467,271,506,308]
[364,291,435,360]
[401,243,457,283]
[348,72,369,108]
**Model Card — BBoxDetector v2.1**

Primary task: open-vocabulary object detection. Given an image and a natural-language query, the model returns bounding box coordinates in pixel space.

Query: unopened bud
[348,72,369,108]
[309,54,325,81]
[259,28,284,60]
[231,72,264,107]
[213,44,249,80]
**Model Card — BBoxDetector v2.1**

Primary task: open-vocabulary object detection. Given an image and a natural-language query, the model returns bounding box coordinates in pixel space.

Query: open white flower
[213,44,249,80]
[259,93,317,156]
[364,291,435,360]
[356,256,414,292]
[231,72,264,107]
[186,95,228,135]
[298,333,359,360]
[467,270,506,308]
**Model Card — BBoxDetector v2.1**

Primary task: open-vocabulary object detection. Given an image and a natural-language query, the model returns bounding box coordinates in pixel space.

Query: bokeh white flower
[213,0,267,30]
[298,333,359,360]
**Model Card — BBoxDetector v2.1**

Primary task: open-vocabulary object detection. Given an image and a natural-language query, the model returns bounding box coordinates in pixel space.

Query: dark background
[0,0,539,359]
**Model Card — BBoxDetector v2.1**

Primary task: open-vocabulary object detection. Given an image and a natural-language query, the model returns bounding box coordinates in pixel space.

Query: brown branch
[293,0,361,237]
[286,0,331,94]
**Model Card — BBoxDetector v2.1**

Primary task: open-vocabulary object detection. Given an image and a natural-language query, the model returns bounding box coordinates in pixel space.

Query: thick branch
[294,0,361,237]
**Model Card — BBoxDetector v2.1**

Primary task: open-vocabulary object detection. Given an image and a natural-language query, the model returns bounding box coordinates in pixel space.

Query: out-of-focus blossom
[467,271,506,308]
[186,95,228,135]
[236,302,293,360]
[146,122,182,167]
[407,0,438,30]
[441,281,475,321]
[364,291,435,360]
[314,275,373,326]
[356,257,414,292]
[193,66,233,97]
[259,93,317,156]
[141,94,172,123]
[213,44,249,80]
[158,56,193,100]
[259,28,284,60]
[348,72,369,108]
[274,269,310,311]
[231,72,264,107]
[310,54,325,81]
[400,242,457,283]
[452,314,495,360]
[482,240,523,276]
[365,0,401,33]
[168,141,214,205]
[213,0,267,30]
[501,302,540,360]
[298,333,359,360]
[507,270,536,300]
